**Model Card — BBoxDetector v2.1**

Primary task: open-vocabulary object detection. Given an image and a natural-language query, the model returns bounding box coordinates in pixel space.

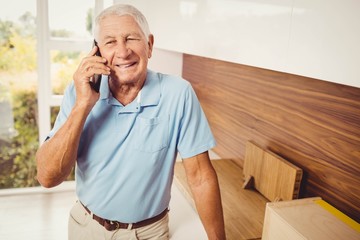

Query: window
[0,0,114,189]
[0,0,38,188]
[48,0,94,95]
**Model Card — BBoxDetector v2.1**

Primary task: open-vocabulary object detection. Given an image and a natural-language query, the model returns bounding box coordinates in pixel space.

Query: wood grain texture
[243,141,303,201]
[174,160,268,240]
[182,54,360,222]
[262,198,360,240]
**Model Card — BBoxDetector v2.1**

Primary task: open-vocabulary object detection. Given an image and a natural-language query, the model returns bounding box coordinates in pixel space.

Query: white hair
[94,4,151,41]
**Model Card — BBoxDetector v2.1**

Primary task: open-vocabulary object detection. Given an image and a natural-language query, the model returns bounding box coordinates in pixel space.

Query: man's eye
[105,41,115,45]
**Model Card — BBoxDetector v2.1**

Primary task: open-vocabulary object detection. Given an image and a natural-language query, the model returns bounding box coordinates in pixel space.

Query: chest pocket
[133,116,169,152]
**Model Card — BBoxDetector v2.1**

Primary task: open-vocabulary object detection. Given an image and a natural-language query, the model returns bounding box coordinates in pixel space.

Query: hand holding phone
[89,40,102,92]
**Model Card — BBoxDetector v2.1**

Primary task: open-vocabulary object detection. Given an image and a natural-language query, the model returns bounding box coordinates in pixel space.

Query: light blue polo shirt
[48,69,216,223]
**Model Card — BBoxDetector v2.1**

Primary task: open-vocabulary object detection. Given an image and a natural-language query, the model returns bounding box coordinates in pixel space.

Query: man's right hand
[72,46,110,110]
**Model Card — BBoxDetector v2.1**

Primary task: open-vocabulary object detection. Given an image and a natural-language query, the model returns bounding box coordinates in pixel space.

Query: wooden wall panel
[182,54,360,222]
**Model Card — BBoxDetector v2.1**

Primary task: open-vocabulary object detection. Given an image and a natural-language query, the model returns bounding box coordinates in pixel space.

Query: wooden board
[262,197,360,240]
[243,141,303,201]
[174,159,268,240]
[182,54,360,222]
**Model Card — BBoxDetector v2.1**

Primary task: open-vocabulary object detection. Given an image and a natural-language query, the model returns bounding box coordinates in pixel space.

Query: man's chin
[109,74,138,85]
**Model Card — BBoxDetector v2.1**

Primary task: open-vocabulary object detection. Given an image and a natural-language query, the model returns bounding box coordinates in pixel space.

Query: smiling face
[97,14,153,88]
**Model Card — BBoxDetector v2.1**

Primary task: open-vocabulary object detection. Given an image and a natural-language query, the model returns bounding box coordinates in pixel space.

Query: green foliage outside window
[0,9,92,189]
[0,12,39,188]
[0,90,39,188]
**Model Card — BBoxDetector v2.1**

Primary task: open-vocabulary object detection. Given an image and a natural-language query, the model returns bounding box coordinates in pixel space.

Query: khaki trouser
[68,201,170,240]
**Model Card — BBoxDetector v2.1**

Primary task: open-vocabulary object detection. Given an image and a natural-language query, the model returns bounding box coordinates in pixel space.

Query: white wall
[147,48,183,77]
[115,0,360,88]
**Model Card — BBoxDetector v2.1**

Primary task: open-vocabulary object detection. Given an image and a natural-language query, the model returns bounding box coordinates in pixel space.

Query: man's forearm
[189,169,226,240]
[36,104,90,188]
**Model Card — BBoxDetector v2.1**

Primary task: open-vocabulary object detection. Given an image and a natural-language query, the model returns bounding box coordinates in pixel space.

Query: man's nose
[115,42,130,58]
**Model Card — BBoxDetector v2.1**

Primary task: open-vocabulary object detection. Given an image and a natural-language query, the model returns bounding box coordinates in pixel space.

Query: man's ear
[147,34,154,58]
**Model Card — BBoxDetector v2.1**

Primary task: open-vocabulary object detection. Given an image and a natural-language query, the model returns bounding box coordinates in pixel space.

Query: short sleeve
[177,84,216,159]
[47,83,76,139]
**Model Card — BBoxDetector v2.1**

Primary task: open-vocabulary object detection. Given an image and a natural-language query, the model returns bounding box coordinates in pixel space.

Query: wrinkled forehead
[94,14,148,42]
[97,15,146,41]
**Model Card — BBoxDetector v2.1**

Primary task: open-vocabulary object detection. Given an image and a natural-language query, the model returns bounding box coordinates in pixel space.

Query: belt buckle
[110,221,120,230]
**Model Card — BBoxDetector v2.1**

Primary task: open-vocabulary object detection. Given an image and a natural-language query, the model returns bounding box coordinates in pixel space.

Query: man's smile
[114,62,137,69]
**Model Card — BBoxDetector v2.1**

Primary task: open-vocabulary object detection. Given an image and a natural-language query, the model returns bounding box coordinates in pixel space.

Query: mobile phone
[89,40,102,92]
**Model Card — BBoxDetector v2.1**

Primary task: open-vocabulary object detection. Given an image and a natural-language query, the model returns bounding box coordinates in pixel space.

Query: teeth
[116,63,133,68]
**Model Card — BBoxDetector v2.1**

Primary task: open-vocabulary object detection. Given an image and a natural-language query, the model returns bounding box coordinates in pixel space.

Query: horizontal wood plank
[182,54,360,222]
[262,198,360,240]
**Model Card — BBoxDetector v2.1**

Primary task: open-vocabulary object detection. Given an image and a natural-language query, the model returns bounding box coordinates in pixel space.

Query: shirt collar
[140,70,160,107]
[99,75,110,100]
[98,70,160,107]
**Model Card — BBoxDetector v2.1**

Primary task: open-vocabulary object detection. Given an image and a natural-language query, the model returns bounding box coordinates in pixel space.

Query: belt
[81,202,168,231]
